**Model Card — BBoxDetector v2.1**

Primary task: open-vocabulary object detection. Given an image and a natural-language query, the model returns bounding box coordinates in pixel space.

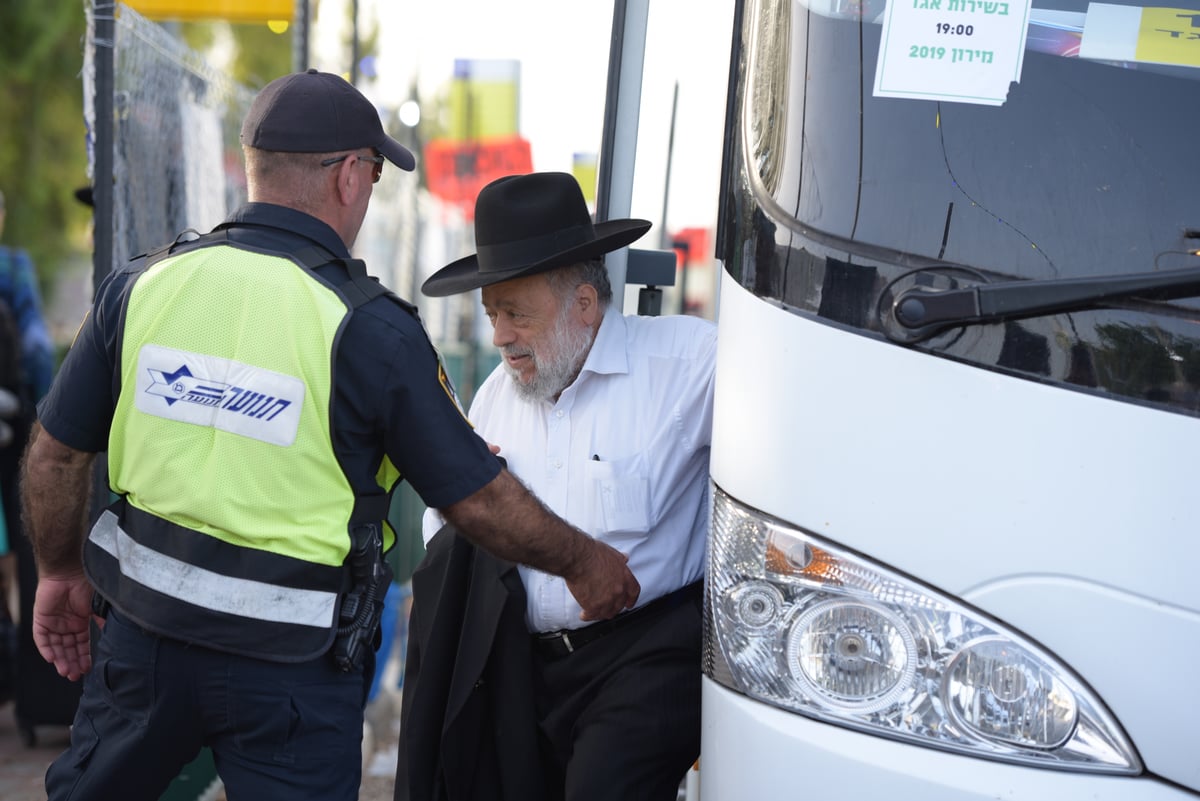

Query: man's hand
[564,539,641,621]
[32,571,96,681]
[444,469,640,619]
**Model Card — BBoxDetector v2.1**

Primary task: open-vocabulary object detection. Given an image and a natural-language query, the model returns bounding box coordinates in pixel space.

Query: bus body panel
[701,680,1196,801]
[708,275,1200,792]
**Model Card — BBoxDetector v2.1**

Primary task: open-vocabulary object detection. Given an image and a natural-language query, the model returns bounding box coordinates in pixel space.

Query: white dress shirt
[423,305,717,633]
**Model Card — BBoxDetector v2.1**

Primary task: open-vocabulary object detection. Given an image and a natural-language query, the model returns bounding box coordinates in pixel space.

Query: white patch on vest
[134,344,305,447]
[90,510,337,628]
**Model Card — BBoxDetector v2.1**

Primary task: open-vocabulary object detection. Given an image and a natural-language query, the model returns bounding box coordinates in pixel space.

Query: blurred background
[2,0,731,367]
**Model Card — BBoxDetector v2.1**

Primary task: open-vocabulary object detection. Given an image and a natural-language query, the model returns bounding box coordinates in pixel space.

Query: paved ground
[0,689,404,801]
[0,699,73,801]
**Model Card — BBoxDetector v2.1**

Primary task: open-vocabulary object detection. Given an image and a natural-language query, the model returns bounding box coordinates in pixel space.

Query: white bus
[695,0,1200,798]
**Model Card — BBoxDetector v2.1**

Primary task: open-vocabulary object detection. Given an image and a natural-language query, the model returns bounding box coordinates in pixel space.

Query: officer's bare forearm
[21,423,96,576]
[441,469,591,579]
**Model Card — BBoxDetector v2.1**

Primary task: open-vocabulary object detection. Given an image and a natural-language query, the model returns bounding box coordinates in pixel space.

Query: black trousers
[534,587,702,801]
[46,608,373,801]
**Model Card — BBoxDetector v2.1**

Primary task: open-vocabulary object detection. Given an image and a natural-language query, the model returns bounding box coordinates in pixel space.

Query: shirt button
[556,410,564,418]
[554,459,563,469]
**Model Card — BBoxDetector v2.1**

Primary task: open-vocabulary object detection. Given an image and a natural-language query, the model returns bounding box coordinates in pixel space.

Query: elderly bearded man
[396,172,716,801]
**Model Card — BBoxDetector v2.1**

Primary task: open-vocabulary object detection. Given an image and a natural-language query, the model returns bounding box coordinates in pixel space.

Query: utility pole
[94,2,114,295]
[350,0,360,84]
[659,81,679,251]
[293,0,309,72]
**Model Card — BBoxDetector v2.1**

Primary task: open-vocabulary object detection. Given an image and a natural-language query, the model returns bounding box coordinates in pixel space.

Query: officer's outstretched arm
[441,469,640,621]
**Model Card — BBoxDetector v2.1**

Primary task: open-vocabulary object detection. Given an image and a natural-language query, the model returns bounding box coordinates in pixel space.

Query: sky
[309,0,735,235]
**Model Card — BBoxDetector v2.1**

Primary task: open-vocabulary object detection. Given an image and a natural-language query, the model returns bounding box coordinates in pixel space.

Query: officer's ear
[329,153,373,207]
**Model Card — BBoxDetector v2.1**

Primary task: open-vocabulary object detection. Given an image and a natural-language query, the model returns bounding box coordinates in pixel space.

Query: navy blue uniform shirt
[39,202,500,511]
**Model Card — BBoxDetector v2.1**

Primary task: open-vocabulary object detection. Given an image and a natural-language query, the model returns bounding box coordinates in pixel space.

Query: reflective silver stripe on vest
[89,509,337,628]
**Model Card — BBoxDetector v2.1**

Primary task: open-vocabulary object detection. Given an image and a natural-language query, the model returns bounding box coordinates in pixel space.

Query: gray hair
[242,148,330,212]
[546,258,612,311]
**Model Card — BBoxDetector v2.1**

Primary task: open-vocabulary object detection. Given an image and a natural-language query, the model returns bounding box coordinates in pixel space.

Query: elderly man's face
[482,271,595,402]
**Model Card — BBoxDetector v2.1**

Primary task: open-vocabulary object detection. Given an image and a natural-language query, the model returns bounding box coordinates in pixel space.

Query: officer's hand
[32,572,96,681]
[566,540,641,622]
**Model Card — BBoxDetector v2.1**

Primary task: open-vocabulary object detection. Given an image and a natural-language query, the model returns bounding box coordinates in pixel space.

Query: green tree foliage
[180,20,292,91]
[0,1,390,301]
[0,0,90,292]
[0,2,294,300]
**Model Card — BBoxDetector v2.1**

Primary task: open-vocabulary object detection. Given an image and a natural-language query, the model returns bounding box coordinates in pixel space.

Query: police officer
[20,70,638,801]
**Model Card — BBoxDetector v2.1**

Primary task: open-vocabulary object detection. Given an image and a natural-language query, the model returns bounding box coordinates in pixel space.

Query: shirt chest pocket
[582,454,652,540]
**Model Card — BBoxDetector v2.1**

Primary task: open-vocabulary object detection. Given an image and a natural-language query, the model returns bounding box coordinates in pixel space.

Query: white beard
[500,307,595,403]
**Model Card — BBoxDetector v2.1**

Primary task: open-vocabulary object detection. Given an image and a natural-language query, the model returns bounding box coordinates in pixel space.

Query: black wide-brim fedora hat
[421,171,651,297]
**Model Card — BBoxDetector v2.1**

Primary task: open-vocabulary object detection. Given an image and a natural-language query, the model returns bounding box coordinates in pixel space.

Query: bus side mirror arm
[626,248,676,317]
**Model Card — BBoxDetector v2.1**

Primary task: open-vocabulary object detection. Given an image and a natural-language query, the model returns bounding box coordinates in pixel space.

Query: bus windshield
[723,0,1200,415]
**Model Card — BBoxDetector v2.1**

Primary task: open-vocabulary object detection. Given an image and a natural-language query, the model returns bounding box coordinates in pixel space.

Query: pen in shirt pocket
[592,454,601,461]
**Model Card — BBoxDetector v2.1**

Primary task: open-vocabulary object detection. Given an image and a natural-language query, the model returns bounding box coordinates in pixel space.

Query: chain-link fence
[83,2,253,273]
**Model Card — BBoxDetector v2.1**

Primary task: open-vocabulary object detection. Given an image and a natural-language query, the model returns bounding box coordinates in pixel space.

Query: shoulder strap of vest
[287,244,389,311]
[142,226,398,313]
[140,229,205,269]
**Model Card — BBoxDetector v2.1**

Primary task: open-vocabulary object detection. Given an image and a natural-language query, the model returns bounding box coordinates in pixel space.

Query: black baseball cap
[240,69,415,171]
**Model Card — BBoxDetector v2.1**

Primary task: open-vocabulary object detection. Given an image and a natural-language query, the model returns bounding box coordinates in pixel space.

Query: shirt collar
[223,203,352,260]
[579,305,629,379]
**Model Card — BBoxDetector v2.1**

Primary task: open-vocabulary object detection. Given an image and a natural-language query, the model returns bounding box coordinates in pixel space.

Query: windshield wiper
[890,263,1200,342]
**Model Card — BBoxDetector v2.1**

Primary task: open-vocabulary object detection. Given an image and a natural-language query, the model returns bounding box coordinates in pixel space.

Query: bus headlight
[787,600,917,715]
[705,485,1140,773]
[945,637,1077,749]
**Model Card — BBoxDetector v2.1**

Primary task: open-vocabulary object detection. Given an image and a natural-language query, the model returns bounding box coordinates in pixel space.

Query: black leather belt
[532,580,702,660]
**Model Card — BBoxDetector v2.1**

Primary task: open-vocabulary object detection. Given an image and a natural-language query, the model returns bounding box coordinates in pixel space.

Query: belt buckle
[538,629,574,656]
